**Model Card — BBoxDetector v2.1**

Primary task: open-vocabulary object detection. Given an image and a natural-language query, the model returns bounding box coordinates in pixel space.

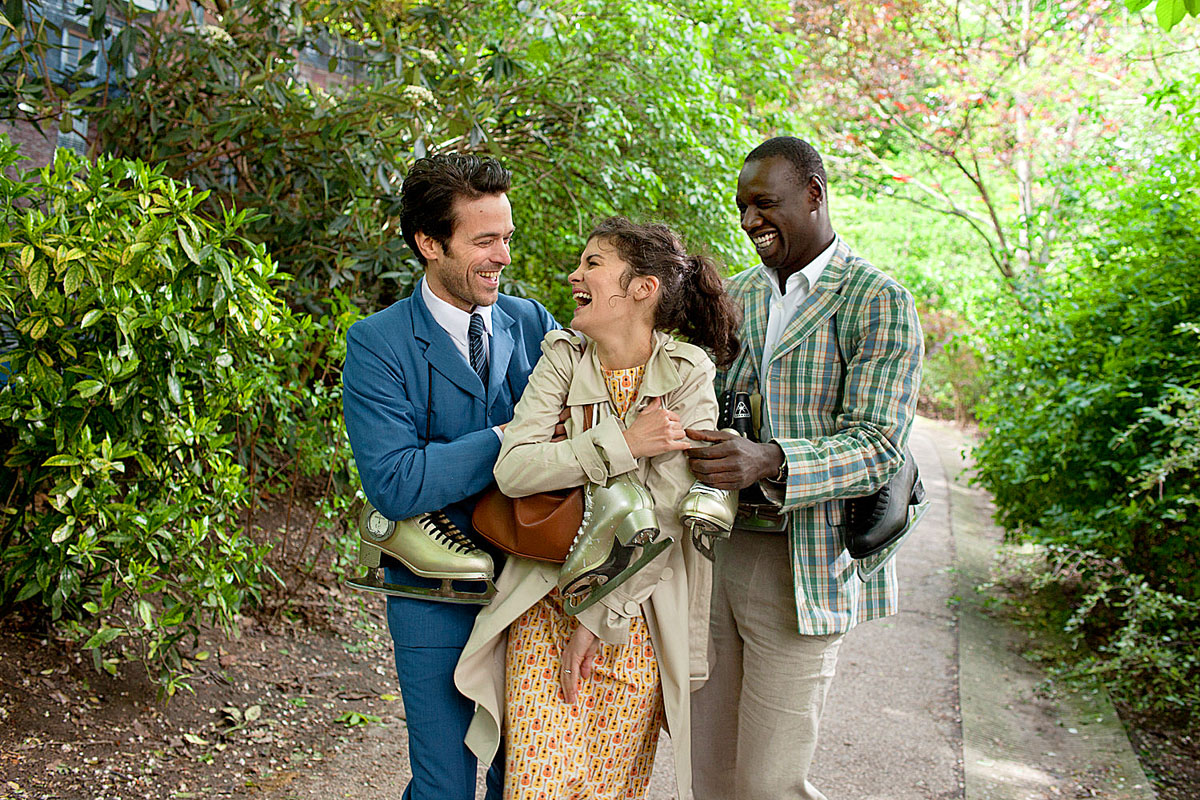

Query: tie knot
[469,312,486,337]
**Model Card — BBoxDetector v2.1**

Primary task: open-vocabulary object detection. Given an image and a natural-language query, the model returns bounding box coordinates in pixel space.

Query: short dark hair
[745,137,827,190]
[399,153,512,265]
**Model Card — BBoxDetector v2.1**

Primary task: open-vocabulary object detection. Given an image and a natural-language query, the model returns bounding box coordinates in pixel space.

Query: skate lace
[568,491,595,549]
[420,511,475,553]
[688,482,725,498]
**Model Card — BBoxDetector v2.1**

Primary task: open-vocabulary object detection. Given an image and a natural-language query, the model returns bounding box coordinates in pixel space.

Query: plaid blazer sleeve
[773,279,924,510]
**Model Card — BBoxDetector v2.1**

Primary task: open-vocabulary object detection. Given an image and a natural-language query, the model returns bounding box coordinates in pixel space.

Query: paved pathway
[248,417,1155,800]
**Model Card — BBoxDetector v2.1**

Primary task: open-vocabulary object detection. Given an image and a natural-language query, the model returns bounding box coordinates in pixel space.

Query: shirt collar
[763,234,839,299]
[420,277,493,345]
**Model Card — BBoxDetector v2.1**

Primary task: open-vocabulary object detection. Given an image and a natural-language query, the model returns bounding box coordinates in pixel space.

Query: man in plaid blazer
[686,137,924,800]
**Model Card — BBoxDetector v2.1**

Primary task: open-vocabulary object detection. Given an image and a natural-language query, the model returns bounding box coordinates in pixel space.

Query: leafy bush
[972,77,1200,712]
[0,140,301,693]
[973,181,1200,597]
[993,546,1200,717]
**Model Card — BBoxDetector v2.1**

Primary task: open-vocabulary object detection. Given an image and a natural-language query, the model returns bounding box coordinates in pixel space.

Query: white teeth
[752,232,777,248]
[479,270,500,280]
[573,291,592,302]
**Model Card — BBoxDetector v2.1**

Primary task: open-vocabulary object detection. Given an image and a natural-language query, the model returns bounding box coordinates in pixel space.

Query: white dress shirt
[421,277,493,365]
[758,236,838,441]
[420,277,502,441]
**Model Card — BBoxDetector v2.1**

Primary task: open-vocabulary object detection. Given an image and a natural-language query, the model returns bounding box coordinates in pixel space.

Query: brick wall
[1,120,58,172]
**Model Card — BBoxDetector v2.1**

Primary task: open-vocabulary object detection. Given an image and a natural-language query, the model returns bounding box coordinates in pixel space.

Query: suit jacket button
[623,600,639,615]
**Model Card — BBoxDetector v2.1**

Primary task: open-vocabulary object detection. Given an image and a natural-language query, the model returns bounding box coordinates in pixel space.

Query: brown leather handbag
[471,406,594,563]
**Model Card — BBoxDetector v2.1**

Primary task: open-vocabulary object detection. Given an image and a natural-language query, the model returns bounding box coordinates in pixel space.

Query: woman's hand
[622,397,689,459]
[560,624,600,704]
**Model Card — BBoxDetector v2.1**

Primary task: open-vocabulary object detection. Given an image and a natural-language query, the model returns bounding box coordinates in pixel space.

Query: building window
[60,28,96,78]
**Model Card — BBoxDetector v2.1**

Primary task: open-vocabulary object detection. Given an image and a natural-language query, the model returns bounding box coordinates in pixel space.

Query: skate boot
[345,503,497,604]
[677,475,738,561]
[558,473,672,616]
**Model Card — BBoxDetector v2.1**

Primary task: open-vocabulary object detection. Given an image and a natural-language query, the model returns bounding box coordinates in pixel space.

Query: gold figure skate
[677,468,738,560]
[559,473,672,616]
[346,503,497,604]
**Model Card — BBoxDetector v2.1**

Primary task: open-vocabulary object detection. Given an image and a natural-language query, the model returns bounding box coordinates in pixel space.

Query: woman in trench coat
[455,217,741,799]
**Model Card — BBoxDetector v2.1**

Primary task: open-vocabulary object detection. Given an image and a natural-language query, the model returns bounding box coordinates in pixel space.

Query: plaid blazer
[719,238,924,635]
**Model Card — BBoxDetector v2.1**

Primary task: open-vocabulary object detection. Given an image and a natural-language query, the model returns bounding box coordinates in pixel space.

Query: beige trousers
[691,530,844,800]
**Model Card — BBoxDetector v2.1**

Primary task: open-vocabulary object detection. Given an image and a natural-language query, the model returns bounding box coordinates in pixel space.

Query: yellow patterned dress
[503,365,665,800]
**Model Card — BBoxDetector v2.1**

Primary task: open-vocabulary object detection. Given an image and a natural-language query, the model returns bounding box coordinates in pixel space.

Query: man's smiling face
[423,192,514,311]
[736,155,823,274]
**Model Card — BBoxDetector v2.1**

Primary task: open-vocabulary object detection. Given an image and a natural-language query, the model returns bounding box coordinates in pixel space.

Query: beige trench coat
[454,328,717,798]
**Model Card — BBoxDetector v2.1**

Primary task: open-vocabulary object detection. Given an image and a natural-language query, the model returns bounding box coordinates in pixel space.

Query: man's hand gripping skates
[347,504,497,604]
[678,390,766,559]
[558,473,672,616]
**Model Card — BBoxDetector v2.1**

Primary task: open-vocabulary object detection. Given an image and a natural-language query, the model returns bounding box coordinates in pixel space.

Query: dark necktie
[468,312,489,386]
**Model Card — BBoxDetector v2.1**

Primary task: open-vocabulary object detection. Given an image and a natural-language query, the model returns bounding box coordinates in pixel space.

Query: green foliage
[1125,0,1200,31]
[90,0,797,320]
[0,139,299,693]
[996,546,1200,717]
[0,0,139,131]
[972,76,1200,710]
[973,185,1200,595]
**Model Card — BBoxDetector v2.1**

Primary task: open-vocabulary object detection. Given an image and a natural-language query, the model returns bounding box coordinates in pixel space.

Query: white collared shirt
[420,277,502,441]
[758,236,838,442]
[759,235,838,385]
[421,277,493,366]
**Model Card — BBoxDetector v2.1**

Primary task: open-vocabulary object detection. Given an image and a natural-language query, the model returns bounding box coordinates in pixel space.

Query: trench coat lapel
[412,287,486,402]
[564,330,683,421]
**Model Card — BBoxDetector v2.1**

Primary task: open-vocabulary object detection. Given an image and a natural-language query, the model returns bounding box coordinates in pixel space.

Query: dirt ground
[0,582,403,800]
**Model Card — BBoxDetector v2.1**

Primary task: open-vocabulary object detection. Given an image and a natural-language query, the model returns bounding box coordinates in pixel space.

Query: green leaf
[176,228,200,265]
[1124,0,1154,10]
[75,380,104,398]
[80,309,104,328]
[83,626,124,649]
[167,373,183,404]
[51,521,73,543]
[63,264,84,295]
[15,581,41,603]
[137,600,153,627]
[29,317,49,340]
[28,258,48,298]
[1157,0,1188,27]
[43,454,83,467]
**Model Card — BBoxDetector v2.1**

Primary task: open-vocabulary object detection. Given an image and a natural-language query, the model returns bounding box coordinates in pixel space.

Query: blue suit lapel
[411,289,486,402]
[487,302,516,408]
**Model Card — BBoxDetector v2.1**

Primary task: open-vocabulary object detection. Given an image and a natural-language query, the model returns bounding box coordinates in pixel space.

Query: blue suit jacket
[343,288,558,535]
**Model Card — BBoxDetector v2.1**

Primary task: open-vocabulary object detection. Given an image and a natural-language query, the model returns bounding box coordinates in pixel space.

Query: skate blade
[561,537,674,617]
[680,513,732,535]
[853,501,930,581]
[344,574,496,605]
[688,526,719,562]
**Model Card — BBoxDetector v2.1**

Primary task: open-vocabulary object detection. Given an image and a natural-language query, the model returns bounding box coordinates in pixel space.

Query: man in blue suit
[342,153,557,800]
